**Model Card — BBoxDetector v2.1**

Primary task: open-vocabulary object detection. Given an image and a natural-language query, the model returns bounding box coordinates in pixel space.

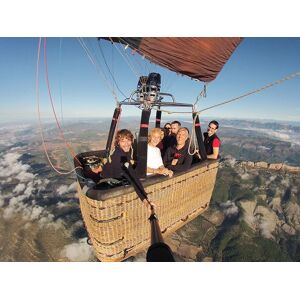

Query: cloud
[222,156,237,167]
[259,220,274,239]
[13,183,26,194]
[240,173,250,180]
[0,194,4,208]
[57,200,72,208]
[0,152,21,166]
[15,169,35,182]
[254,128,300,145]
[60,238,94,261]
[3,206,16,219]
[0,152,35,182]
[220,200,239,217]
[28,206,44,221]
[57,182,78,196]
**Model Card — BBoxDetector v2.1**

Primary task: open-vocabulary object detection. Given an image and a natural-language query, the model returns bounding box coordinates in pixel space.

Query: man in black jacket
[203,120,221,159]
[163,127,193,172]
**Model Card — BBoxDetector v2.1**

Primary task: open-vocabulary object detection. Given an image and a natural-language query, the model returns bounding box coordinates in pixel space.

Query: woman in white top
[147,128,173,177]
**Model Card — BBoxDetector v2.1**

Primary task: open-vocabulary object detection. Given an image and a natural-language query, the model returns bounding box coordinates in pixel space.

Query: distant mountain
[0,119,299,261]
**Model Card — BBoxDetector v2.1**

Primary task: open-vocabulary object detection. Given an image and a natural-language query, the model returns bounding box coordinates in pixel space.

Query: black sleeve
[163,147,172,166]
[121,164,147,202]
[168,153,193,172]
[100,162,113,178]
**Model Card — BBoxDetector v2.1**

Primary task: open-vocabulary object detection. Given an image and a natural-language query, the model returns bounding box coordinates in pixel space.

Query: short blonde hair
[148,128,163,143]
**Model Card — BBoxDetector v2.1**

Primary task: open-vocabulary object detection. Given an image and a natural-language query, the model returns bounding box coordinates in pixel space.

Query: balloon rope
[152,71,300,115]
[36,38,82,175]
[43,38,81,165]
[77,37,119,105]
[109,38,140,79]
[97,40,127,98]
[198,71,300,114]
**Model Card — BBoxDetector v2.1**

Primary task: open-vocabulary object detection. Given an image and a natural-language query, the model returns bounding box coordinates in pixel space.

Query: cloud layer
[60,238,94,261]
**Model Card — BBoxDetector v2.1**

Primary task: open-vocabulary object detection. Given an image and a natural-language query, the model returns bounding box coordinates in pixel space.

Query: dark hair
[114,129,134,147]
[209,120,219,129]
[164,122,171,128]
[171,120,181,126]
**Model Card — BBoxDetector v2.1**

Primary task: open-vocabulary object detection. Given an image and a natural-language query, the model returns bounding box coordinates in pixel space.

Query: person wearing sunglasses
[163,120,181,151]
[203,120,221,160]
[163,123,171,136]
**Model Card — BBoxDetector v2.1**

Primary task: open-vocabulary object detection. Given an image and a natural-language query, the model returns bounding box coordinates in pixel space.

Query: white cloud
[259,220,274,239]
[220,200,239,217]
[0,194,4,207]
[16,171,35,182]
[57,182,78,196]
[0,152,35,183]
[0,152,21,166]
[60,238,94,261]
[3,206,15,219]
[30,206,44,221]
[57,185,69,196]
[13,183,26,194]
[57,201,70,208]
[240,172,250,180]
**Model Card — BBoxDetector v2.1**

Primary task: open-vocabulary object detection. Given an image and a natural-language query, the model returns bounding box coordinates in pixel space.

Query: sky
[1,1,299,299]
[1,37,300,123]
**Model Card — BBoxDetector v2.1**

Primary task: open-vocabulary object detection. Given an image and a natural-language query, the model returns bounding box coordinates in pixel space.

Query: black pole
[146,213,175,262]
[105,106,121,159]
[121,163,175,262]
[155,109,162,128]
[193,112,207,161]
[136,109,151,178]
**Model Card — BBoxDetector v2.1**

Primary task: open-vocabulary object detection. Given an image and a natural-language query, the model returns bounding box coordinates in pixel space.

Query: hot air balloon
[74,37,243,261]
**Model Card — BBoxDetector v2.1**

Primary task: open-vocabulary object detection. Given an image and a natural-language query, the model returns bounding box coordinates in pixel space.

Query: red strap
[195,123,201,127]
[140,124,149,128]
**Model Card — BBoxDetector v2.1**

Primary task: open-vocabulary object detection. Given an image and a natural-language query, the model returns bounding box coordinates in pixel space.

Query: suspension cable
[58,38,75,169]
[77,37,119,105]
[97,39,127,98]
[151,71,300,116]
[44,38,81,164]
[115,37,143,75]
[109,38,140,79]
[36,38,82,175]
[198,71,300,114]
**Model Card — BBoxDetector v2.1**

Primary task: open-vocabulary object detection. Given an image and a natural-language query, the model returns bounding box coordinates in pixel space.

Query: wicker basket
[77,160,218,262]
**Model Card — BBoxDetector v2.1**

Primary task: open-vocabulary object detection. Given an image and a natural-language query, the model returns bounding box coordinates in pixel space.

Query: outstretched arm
[207,147,219,159]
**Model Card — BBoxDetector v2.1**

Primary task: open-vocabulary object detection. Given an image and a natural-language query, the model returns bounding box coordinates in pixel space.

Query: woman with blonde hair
[147,128,173,177]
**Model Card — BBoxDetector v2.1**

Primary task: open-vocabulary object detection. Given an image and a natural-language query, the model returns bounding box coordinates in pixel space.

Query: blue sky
[1,37,300,123]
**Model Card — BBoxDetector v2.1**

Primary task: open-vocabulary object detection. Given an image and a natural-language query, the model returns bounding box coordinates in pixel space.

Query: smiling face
[148,128,162,147]
[176,128,189,147]
[118,137,132,152]
[149,132,161,147]
[207,122,218,137]
[115,129,134,152]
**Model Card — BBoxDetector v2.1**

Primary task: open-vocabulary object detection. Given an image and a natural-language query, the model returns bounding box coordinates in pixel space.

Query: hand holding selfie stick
[122,161,175,262]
